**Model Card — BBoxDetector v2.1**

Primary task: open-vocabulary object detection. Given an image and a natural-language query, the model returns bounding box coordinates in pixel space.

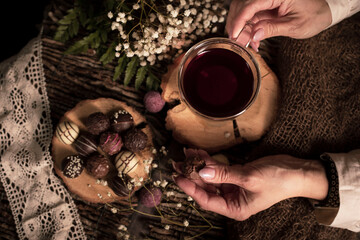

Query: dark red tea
[182,48,254,118]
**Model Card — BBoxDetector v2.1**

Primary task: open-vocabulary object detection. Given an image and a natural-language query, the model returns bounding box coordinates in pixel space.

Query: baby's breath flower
[111,208,118,214]
[166,4,173,11]
[133,3,140,10]
[166,191,175,197]
[107,11,113,19]
[183,220,189,227]
[118,224,127,231]
[164,225,170,230]
[176,203,182,208]
[160,180,168,188]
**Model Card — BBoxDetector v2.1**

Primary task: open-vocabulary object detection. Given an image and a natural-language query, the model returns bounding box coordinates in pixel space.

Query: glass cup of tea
[178,37,261,121]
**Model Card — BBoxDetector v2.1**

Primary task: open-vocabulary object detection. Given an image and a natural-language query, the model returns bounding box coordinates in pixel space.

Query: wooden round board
[161,50,279,153]
[51,98,154,203]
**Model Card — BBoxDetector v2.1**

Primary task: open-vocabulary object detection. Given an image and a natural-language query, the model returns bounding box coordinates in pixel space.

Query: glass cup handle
[235,21,254,48]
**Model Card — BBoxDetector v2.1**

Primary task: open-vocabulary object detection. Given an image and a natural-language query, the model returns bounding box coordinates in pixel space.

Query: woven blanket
[228,13,360,240]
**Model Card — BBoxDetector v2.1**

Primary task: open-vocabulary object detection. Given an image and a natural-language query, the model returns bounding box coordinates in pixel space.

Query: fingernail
[252,28,264,42]
[199,167,215,180]
[250,41,259,52]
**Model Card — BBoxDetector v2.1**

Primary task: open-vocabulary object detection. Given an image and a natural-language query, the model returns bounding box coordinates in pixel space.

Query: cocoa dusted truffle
[86,154,110,178]
[123,129,148,152]
[74,133,98,157]
[99,132,123,156]
[143,91,165,113]
[85,112,110,135]
[182,155,206,180]
[139,186,162,207]
[62,155,84,178]
[111,109,134,133]
[108,175,131,197]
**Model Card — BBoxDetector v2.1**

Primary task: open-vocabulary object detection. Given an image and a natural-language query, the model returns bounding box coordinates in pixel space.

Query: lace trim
[0,36,86,240]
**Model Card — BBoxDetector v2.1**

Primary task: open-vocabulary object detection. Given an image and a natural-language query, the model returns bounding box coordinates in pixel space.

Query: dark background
[0,0,50,62]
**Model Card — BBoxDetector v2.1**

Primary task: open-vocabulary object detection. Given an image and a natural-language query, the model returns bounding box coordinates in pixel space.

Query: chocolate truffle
[143,91,165,113]
[139,186,162,207]
[123,129,148,152]
[85,112,110,135]
[62,155,84,178]
[99,132,123,156]
[115,151,139,175]
[86,154,110,178]
[74,133,98,157]
[55,121,79,145]
[108,175,131,197]
[111,109,134,133]
[182,155,206,180]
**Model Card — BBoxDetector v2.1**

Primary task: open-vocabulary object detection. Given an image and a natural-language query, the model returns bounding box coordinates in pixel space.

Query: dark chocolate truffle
[123,129,148,152]
[108,175,131,197]
[111,109,134,133]
[86,154,110,178]
[99,132,123,156]
[85,112,110,135]
[139,186,162,207]
[182,155,206,180]
[74,133,98,157]
[62,155,84,178]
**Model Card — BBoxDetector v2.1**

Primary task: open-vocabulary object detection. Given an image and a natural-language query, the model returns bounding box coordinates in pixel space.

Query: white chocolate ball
[115,151,139,175]
[55,121,80,145]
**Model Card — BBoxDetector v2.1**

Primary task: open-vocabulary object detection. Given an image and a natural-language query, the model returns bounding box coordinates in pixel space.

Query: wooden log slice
[161,50,279,153]
[51,98,154,203]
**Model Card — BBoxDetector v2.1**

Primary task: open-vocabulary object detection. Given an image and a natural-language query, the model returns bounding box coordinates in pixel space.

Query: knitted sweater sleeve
[315,150,360,232]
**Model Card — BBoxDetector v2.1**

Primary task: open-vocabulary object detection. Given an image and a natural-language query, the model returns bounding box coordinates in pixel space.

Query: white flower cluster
[108,0,227,66]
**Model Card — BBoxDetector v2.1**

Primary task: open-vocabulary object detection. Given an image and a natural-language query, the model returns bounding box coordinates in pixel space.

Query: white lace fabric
[0,37,86,240]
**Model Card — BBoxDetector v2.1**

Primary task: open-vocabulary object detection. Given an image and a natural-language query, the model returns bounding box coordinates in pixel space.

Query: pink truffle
[144,91,165,113]
[139,186,162,207]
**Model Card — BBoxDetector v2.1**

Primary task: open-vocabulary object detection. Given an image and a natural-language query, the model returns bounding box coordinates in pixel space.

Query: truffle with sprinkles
[62,155,84,178]
[110,109,134,133]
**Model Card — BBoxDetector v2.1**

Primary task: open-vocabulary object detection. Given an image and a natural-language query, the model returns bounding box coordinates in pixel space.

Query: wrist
[297,159,329,200]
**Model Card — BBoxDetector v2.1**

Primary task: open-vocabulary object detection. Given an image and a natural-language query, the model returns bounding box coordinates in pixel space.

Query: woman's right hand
[226,0,332,50]
[174,150,329,221]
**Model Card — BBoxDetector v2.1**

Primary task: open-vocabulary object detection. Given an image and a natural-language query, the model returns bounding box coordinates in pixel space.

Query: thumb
[199,164,247,187]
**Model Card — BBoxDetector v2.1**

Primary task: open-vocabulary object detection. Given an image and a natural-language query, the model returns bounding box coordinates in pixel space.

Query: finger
[249,41,259,52]
[199,164,250,187]
[229,0,282,39]
[225,0,243,37]
[250,9,279,24]
[251,16,296,41]
[174,176,230,216]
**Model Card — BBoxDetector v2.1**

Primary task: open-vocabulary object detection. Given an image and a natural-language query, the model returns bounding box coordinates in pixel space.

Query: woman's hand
[173,149,329,221]
[226,0,332,51]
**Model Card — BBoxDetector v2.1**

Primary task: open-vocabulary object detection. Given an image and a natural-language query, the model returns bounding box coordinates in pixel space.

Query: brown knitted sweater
[228,14,360,240]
